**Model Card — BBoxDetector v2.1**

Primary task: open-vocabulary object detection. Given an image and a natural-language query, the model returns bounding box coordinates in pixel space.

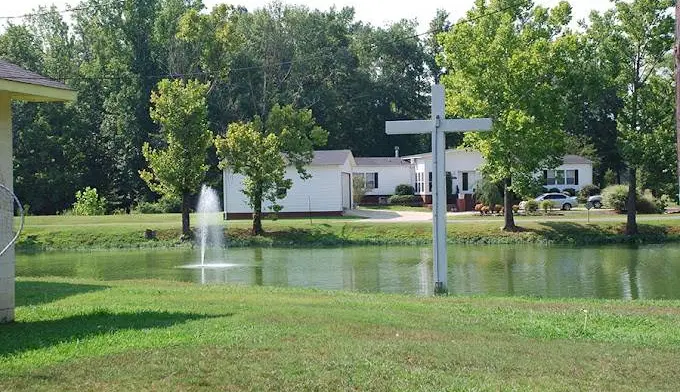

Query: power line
[1,0,531,83]
[0,0,125,20]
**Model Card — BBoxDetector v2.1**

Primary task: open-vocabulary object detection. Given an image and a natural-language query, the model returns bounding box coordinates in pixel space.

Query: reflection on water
[16,244,680,299]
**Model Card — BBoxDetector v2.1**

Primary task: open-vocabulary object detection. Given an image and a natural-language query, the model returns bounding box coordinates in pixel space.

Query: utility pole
[676,2,680,205]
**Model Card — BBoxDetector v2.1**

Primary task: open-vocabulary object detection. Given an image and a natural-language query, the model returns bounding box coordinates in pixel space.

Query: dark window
[428,172,432,192]
[462,172,469,191]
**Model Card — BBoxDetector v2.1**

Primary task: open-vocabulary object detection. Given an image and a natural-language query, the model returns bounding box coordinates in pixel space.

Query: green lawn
[13,212,680,250]
[2,277,679,391]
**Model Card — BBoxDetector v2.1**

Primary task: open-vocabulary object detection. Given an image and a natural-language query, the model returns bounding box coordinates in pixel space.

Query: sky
[2,0,615,32]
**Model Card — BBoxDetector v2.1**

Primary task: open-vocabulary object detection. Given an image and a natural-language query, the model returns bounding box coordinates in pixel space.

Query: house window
[462,172,469,191]
[566,169,578,185]
[415,172,424,193]
[364,172,378,189]
[545,170,567,186]
[428,172,432,192]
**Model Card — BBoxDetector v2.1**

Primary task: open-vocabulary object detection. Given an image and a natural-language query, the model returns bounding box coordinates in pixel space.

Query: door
[341,172,351,210]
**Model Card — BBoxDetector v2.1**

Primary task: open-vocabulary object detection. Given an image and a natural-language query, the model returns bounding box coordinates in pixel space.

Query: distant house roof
[311,150,354,166]
[354,157,409,166]
[562,155,593,165]
[0,59,76,102]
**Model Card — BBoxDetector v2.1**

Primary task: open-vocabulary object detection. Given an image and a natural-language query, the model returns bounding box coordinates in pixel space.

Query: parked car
[587,195,602,209]
[520,193,578,211]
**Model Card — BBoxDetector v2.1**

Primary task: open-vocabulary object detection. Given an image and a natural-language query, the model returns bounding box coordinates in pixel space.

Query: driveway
[347,209,433,222]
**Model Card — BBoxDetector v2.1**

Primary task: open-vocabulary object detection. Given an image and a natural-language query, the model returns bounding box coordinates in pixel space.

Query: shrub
[562,188,576,197]
[388,195,422,206]
[352,176,367,205]
[635,195,658,214]
[602,185,630,211]
[512,205,519,213]
[540,199,553,213]
[657,194,671,212]
[394,184,415,196]
[578,184,601,203]
[73,187,107,216]
[474,179,502,207]
[525,199,539,213]
[493,204,502,213]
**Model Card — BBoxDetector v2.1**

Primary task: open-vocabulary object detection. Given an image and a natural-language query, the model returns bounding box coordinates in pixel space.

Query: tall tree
[215,104,327,235]
[589,0,674,234]
[140,79,212,238]
[440,0,573,231]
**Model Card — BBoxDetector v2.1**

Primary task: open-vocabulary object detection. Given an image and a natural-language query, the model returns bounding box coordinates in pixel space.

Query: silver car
[587,195,602,209]
[532,193,578,210]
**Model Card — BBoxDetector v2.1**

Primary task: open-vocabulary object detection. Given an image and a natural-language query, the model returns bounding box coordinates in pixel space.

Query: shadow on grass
[0,310,230,356]
[525,221,671,244]
[16,281,109,307]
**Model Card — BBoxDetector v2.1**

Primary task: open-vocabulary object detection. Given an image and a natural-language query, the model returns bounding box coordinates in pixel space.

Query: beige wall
[0,93,14,323]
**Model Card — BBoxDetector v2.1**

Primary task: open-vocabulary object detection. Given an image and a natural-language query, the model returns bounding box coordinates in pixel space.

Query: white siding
[353,165,412,195]
[224,165,343,214]
[543,163,593,191]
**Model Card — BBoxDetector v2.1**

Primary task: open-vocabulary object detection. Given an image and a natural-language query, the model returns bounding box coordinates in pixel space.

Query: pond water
[16,244,680,299]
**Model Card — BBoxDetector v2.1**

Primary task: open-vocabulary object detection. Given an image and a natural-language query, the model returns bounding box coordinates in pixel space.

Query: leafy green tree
[215,104,327,235]
[73,187,107,216]
[140,79,212,238]
[440,0,573,231]
[588,0,674,234]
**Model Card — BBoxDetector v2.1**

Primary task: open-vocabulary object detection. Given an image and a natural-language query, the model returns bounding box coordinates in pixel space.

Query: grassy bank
[2,277,680,391]
[14,213,680,251]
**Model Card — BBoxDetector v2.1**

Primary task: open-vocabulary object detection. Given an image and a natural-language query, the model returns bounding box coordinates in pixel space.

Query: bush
[562,188,576,197]
[602,185,630,211]
[73,187,107,216]
[525,199,539,213]
[388,195,422,206]
[578,184,601,203]
[540,200,553,213]
[474,179,502,206]
[636,192,667,214]
[512,205,520,213]
[635,196,658,214]
[394,184,415,196]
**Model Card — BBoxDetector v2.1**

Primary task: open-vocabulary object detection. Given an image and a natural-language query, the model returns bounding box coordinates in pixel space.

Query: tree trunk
[252,188,263,236]
[625,167,638,235]
[181,191,192,239]
[502,177,517,231]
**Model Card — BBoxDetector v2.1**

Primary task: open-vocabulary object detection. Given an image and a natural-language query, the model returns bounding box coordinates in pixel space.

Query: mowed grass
[14,213,680,250]
[2,277,680,391]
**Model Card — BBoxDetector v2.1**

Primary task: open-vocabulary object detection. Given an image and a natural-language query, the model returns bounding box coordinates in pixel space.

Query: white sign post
[386,85,491,294]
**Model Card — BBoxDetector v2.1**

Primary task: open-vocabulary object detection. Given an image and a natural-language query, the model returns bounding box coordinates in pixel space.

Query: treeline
[0,0,677,218]
[1,0,435,214]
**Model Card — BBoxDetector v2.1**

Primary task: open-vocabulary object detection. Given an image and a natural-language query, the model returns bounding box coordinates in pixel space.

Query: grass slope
[1,278,680,391]
[14,213,680,251]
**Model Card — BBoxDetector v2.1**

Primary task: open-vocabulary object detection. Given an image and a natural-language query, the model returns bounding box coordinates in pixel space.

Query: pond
[16,244,680,299]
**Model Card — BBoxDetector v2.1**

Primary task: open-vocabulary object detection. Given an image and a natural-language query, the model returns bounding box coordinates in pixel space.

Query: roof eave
[0,79,77,102]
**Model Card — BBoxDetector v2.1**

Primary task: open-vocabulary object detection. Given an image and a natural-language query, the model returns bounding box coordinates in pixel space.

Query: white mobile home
[222,149,594,217]
[223,150,355,219]
[353,157,413,204]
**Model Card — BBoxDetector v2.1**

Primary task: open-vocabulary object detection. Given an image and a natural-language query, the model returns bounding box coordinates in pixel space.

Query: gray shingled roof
[562,155,593,164]
[354,157,409,166]
[0,59,73,90]
[311,150,353,165]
